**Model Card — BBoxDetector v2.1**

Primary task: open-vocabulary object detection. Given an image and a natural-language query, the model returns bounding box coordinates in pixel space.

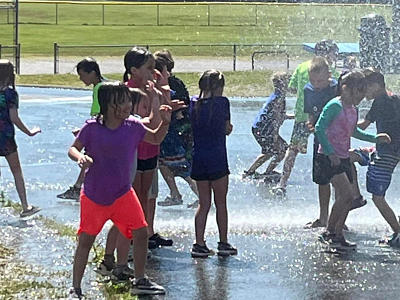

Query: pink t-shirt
[126,78,160,160]
[318,101,357,158]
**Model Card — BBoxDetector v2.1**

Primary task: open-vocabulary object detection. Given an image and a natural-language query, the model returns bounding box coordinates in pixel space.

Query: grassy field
[0,2,392,57]
[17,70,275,97]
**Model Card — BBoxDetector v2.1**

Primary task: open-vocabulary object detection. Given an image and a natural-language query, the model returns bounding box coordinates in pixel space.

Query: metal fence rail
[53,42,303,74]
[0,44,21,74]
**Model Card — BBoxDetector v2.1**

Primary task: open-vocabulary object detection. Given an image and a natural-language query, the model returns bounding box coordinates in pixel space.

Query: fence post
[255,4,258,25]
[233,44,237,71]
[157,5,160,26]
[16,44,20,75]
[102,4,105,25]
[208,4,210,26]
[54,42,59,74]
[286,52,289,71]
[0,44,2,59]
[55,3,58,25]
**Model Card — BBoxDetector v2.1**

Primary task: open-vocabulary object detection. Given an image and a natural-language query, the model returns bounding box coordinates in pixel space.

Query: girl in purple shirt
[68,83,178,297]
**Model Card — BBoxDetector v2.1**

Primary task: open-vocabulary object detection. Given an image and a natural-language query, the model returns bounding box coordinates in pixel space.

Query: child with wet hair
[315,71,390,250]
[358,68,400,247]
[244,72,293,179]
[0,59,41,218]
[68,82,181,297]
[189,70,236,258]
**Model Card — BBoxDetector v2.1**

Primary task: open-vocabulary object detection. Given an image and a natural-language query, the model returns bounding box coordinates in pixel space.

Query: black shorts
[137,156,158,172]
[313,153,353,185]
[191,169,230,181]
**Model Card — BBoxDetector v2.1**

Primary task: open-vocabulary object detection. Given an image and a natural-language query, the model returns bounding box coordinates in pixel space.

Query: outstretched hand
[170,100,187,111]
[77,154,93,169]
[377,133,391,144]
[29,126,41,136]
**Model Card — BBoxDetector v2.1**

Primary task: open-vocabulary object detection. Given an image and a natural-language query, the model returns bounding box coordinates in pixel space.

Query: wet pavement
[1,87,400,299]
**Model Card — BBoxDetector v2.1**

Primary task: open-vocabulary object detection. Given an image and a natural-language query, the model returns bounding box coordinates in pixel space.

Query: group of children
[2,39,400,298]
[245,39,400,250]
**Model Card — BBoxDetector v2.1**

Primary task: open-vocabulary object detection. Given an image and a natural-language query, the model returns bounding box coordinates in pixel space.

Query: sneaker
[148,239,158,250]
[304,219,326,229]
[20,206,41,218]
[111,265,135,282]
[191,243,214,258]
[187,199,199,209]
[68,287,84,299]
[350,196,367,211]
[57,186,80,200]
[94,259,114,276]
[318,231,335,244]
[329,236,357,250]
[217,242,237,256]
[387,233,400,248]
[131,277,166,295]
[150,233,173,247]
[157,196,183,207]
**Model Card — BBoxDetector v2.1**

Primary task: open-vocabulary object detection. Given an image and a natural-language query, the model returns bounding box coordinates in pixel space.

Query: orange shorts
[78,188,147,239]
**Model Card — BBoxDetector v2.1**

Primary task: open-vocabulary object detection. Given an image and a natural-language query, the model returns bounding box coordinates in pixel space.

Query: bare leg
[195,180,212,245]
[73,232,96,289]
[132,227,148,278]
[246,154,270,175]
[318,184,331,225]
[350,163,362,199]
[327,173,353,236]
[5,151,29,211]
[372,195,400,234]
[73,168,86,188]
[264,150,286,175]
[147,198,156,236]
[159,165,181,199]
[104,225,119,256]
[277,147,299,189]
[183,176,199,197]
[211,176,229,243]
[133,170,155,236]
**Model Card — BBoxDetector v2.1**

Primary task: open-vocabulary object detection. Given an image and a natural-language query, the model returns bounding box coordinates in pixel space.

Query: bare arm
[143,105,172,145]
[68,138,93,169]
[357,119,371,130]
[225,120,233,136]
[9,108,41,136]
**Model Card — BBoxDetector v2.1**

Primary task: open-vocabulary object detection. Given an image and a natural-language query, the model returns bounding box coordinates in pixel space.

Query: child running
[315,71,390,250]
[359,69,400,247]
[190,70,237,258]
[243,72,293,179]
[57,57,106,200]
[68,82,174,298]
[274,39,339,195]
[0,60,41,218]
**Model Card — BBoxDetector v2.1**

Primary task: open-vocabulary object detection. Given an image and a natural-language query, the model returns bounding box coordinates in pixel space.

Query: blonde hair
[0,59,15,89]
[309,56,329,75]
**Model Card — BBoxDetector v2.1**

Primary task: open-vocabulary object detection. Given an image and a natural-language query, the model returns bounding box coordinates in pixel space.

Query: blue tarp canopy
[303,42,359,56]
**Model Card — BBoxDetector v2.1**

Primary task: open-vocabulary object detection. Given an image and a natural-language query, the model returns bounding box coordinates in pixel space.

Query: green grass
[17,70,274,97]
[0,2,393,56]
